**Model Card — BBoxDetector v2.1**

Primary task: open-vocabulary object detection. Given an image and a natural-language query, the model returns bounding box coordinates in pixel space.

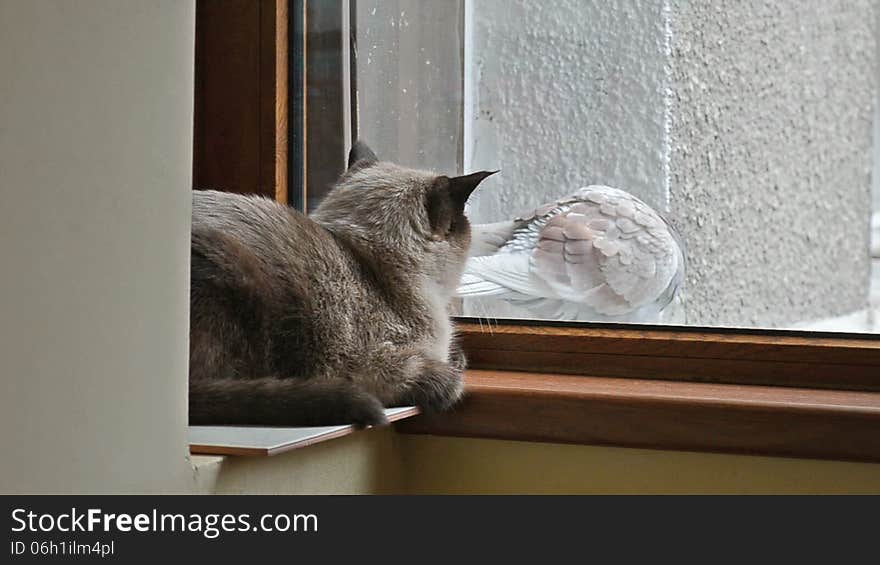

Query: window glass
[309,1,879,333]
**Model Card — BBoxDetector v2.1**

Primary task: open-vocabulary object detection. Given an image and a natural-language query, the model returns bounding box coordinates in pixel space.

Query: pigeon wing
[529,186,683,316]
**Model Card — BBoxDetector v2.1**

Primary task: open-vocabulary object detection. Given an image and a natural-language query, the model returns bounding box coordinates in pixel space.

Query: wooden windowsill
[189,406,419,456]
[396,370,880,463]
[455,321,880,391]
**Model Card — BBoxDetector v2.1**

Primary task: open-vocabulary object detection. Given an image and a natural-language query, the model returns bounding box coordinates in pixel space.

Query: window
[192,0,880,461]
[346,2,879,335]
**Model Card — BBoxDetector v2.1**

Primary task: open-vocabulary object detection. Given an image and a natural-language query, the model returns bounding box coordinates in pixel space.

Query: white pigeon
[458,185,686,323]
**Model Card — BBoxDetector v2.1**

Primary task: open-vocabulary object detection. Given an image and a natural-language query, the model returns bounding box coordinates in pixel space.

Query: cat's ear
[447,170,497,208]
[348,140,379,170]
[427,170,497,236]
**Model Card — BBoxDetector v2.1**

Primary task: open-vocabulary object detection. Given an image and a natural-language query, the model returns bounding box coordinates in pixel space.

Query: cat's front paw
[406,360,464,414]
[347,391,389,429]
[449,342,467,372]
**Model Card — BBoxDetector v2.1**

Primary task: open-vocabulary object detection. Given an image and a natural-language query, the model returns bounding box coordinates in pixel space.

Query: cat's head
[312,141,495,291]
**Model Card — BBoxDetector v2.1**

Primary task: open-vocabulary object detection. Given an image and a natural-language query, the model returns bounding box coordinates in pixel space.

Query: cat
[189,141,495,427]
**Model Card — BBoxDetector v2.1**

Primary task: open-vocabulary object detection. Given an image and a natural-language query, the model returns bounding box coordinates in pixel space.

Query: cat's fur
[189,141,495,427]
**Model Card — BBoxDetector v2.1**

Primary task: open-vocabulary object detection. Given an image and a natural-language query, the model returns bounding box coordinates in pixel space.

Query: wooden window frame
[193,1,880,463]
[397,322,880,463]
[193,0,289,203]
[454,321,880,391]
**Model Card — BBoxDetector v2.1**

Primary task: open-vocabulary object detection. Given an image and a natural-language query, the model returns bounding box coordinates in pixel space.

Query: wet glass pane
[354,0,464,174]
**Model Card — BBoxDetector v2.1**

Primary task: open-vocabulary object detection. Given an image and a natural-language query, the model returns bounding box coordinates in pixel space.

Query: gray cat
[189,141,495,427]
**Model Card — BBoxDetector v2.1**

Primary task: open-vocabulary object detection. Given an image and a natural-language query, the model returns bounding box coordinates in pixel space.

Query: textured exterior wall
[667,1,875,327]
[467,0,876,327]
[875,94,880,212]
[873,88,880,258]
[466,0,669,222]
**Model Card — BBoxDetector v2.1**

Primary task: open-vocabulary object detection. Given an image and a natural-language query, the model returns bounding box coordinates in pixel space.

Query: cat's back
[192,190,343,274]
[193,190,302,243]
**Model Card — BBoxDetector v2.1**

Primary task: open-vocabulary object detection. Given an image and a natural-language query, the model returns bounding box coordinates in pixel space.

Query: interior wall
[0,0,196,493]
[399,435,880,494]
[210,428,406,495]
[199,430,880,495]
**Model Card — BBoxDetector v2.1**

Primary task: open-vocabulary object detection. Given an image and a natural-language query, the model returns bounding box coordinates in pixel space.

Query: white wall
[0,1,196,493]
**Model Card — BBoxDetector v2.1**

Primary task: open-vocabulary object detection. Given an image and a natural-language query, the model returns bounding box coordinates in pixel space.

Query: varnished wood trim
[396,370,880,463]
[259,0,288,202]
[302,0,308,208]
[193,0,288,199]
[271,0,289,203]
[457,321,880,391]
